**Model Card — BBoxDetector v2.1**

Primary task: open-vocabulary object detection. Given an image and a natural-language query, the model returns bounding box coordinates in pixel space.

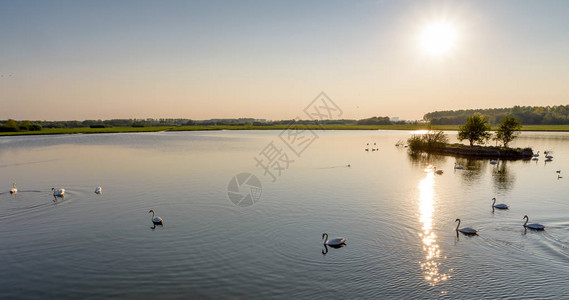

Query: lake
[1,130,568,299]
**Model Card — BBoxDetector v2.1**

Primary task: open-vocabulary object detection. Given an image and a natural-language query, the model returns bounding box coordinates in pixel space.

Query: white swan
[149,210,163,225]
[454,163,464,170]
[455,218,477,235]
[490,158,499,165]
[545,155,553,159]
[10,183,17,194]
[491,197,508,209]
[523,215,544,230]
[52,187,65,197]
[94,186,102,194]
[532,151,540,157]
[434,167,444,175]
[322,233,346,246]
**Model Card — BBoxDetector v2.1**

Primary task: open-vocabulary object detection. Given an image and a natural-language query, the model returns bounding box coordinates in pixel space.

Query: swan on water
[532,151,540,157]
[149,210,163,225]
[52,188,65,197]
[322,233,346,246]
[94,186,102,194]
[10,183,17,194]
[523,215,544,230]
[434,167,443,175]
[545,155,553,159]
[455,218,477,235]
[490,159,499,165]
[491,197,508,209]
[454,163,464,170]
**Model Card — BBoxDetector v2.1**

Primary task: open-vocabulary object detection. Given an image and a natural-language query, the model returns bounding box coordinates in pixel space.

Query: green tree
[18,120,31,131]
[494,116,522,147]
[29,124,42,131]
[5,119,18,131]
[458,114,491,146]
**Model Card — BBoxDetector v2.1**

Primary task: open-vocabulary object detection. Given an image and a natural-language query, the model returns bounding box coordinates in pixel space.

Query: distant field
[0,127,174,136]
[2,124,569,136]
[519,125,569,131]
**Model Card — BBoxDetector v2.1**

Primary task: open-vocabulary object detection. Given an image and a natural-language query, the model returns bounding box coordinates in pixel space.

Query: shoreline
[417,144,533,159]
[2,124,569,137]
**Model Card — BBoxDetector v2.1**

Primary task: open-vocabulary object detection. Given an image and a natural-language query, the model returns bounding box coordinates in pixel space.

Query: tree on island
[458,114,491,146]
[494,116,522,148]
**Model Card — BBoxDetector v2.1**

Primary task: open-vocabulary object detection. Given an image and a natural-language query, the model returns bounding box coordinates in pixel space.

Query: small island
[413,143,533,159]
[407,115,534,159]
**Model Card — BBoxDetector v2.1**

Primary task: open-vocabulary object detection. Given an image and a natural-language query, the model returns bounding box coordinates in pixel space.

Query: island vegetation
[408,115,531,159]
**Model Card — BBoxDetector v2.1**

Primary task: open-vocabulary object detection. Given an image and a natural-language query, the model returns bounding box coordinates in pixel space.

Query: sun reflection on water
[410,129,430,135]
[418,172,449,285]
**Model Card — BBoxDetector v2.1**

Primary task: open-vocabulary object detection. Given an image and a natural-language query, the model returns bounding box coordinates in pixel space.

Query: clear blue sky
[1,0,568,120]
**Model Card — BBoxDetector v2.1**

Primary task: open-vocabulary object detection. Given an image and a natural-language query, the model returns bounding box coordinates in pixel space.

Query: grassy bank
[2,124,569,137]
[0,126,176,136]
[0,124,435,136]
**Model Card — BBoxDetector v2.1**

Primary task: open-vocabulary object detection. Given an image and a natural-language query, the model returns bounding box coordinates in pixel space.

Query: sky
[1,0,568,121]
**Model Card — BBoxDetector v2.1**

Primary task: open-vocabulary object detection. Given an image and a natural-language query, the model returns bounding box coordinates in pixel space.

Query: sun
[419,21,458,55]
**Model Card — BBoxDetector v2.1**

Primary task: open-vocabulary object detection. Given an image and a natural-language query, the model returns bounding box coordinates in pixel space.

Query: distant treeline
[0,119,42,132]
[1,116,412,131]
[424,105,569,125]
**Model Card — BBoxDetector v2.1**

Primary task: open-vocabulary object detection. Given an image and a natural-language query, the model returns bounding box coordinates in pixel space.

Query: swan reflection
[418,172,449,285]
[321,243,346,255]
[53,194,65,203]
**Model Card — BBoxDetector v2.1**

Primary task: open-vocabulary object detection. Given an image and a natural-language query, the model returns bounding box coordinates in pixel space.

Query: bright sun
[419,21,458,55]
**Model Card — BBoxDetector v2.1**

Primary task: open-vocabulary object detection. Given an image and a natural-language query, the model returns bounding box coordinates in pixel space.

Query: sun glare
[419,21,457,55]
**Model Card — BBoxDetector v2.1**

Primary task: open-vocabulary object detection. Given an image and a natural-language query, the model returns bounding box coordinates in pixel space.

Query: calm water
[1,130,568,299]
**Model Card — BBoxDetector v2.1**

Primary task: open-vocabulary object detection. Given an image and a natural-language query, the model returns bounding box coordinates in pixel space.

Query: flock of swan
[8,183,102,198]
[145,211,346,248]
[324,196,547,248]
[450,151,554,234]
[428,155,551,236]
[364,142,379,152]
[450,150,555,171]
[456,211,545,236]
[455,197,546,236]
[456,214,545,234]
[8,183,186,230]
[6,147,551,250]
[8,183,168,229]
[532,150,554,162]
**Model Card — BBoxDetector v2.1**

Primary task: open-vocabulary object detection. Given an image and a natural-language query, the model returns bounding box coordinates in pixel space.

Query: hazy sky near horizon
[1,0,568,121]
